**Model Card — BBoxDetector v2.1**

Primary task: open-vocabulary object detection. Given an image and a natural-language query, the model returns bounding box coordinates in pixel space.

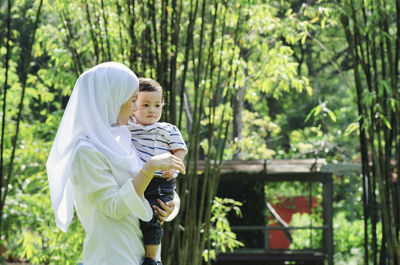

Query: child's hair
[138,77,163,93]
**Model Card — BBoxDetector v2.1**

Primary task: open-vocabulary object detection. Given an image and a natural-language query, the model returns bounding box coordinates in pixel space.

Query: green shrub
[289,211,376,264]
[4,190,84,265]
[203,197,244,262]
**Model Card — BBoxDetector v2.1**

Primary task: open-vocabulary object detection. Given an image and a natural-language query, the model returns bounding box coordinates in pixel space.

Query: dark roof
[195,159,327,174]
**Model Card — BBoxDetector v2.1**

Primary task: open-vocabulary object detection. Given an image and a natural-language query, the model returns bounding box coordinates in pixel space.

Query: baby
[128,78,187,265]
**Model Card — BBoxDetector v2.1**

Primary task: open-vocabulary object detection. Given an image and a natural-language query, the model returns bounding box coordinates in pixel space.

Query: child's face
[133,90,163,125]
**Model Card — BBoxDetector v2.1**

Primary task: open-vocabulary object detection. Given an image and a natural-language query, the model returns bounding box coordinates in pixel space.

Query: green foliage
[332,211,383,265]
[265,181,323,204]
[289,211,369,264]
[333,212,365,257]
[273,169,367,262]
[0,0,371,264]
[305,102,336,124]
[282,98,358,162]
[5,192,83,265]
[224,110,280,160]
[289,212,323,250]
[203,197,244,262]
[337,0,400,261]
[2,114,83,264]
[237,111,280,159]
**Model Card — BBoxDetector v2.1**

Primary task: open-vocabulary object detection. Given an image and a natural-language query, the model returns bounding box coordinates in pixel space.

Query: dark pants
[140,178,175,245]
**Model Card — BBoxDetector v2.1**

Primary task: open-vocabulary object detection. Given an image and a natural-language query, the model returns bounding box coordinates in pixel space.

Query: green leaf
[305,105,321,122]
[378,113,392,129]
[321,16,327,29]
[327,109,336,122]
[344,122,359,136]
[301,32,308,44]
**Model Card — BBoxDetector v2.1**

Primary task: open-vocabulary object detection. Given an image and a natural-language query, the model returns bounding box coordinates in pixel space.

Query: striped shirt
[128,121,187,177]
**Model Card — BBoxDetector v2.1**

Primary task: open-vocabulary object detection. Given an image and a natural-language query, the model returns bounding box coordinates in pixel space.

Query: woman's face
[117,89,139,125]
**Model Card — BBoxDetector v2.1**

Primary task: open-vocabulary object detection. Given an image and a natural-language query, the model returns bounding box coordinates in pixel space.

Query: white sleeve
[71,145,152,221]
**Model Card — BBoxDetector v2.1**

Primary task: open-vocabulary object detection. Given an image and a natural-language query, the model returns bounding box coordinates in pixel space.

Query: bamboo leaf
[301,32,308,44]
[344,122,359,136]
[388,98,399,112]
[327,109,336,122]
[310,16,319,24]
[378,113,392,129]
[321,16,327,29]
[305,105,322,123]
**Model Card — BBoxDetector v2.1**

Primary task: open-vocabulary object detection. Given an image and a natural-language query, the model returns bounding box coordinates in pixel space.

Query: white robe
[71,141,153,265]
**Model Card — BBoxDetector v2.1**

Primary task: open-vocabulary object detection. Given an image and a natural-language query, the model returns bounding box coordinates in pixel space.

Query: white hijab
[46,62,140,232]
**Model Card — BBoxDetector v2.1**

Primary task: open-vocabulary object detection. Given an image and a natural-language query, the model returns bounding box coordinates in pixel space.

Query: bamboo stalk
[139,2,155,77]
[192,1,220,261]
[181,0,214,261]
[59,11,83,76]
[168,0,182,125]
[341,0,400,263]
[100,0,112,61]
[164,2,198,263]
[196,0,219,232]
[83,0,100,63]
[178,0,198,129]
[92,0,106,61]
[0,0,12,239]
[199,4,244,264]
[148,0,160,76]
[115,0,125,57]
[160,0,168,93]
[396,0,400,77]
[395,0,400,249]
[339,8,372,265]
[351,1,383,263]
[127,0,137,69]
[378,1,400,262]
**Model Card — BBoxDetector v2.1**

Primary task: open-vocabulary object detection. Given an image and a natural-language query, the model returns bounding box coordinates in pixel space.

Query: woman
[46,62,185,265]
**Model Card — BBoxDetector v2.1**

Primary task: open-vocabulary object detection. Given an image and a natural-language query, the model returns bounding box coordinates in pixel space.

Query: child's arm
[162,149,186,180]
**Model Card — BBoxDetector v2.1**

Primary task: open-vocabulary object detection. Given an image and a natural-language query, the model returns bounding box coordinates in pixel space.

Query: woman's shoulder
[75,139,97,152]
[74,140,104,160]
[73,140,111,168]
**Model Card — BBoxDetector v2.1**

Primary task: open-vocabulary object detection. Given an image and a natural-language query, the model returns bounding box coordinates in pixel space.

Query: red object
[268,196,317,249]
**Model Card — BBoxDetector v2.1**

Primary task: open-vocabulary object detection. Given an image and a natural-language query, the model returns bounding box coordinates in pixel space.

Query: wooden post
[322,173,334,265]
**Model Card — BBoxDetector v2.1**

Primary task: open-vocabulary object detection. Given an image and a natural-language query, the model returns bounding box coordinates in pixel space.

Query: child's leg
[141,219,163,265]
[140,202,164,264]
[145,244,160,259]
[140,213,163,262]
[141,183,174,264]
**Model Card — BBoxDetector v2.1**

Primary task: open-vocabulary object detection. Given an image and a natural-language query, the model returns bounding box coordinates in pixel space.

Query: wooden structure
[197,159,333,265]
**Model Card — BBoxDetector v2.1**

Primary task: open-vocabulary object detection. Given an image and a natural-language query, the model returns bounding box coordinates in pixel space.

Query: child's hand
[162,168,178,181]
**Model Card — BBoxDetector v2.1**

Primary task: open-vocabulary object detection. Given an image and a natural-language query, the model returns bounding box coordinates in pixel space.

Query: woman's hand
[153,199,175,224]
[143,152,186,177]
